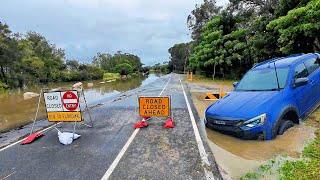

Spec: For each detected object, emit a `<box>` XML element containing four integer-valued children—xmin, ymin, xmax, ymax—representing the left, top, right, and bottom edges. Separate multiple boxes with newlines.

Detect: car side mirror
<box><xmin>294</xmin><ymin>78</ymin><xmax>309</xmax><ymax>88</ymax></box>
<box><xmin>233</xmin><ymin>82</ymin><xmax>239</xmax><ymax>88</ymax></box>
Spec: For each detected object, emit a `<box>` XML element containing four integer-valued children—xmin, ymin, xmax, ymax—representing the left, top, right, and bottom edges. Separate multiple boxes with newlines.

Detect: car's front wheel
<box><xmin>278</xmin><ymin>119</ymin><xmax>294</xmax><ymax>135</ymax></box>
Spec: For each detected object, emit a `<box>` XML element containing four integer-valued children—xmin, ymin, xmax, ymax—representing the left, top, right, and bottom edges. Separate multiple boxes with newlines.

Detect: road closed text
<box><xmin>139</xmin><ymin>97</ymin><xmax>170</xmax><ymax>117</ymax></box>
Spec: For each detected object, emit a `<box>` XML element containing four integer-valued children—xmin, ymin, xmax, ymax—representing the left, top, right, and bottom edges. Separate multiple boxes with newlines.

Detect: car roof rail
<box><xmin>253</xmin><ymin>53</ymin><xmax>305</xmax><ymax>68</ymax></box>
<box><xmin>285</xmin><ymin>53</ymin><xmax>305</xmax><ymax>58</ymax></box>
<box><xmin>253</xmin><ymin>57</ymin><xmax>283</xmax><ymax>68</ymax></box>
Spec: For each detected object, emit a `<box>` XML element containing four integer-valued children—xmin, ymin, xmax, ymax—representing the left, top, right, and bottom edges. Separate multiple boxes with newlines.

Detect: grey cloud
<box><xmin>0</xmin><ymin>0</ymin><xmax>228</xmax><ymax>65</ymax></box>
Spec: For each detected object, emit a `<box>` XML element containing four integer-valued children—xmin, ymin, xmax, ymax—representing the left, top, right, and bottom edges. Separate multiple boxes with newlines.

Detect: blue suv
<box><xmin>205</xmin><ymin>53</ymin><xmax>320</xmax><ymax>140</ymax></box>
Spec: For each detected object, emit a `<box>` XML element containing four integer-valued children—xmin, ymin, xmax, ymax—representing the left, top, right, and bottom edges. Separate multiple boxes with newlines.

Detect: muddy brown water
<box><xmin>0</xmin><ymin>74</ymin><xmax>160</xmax><ymax>133</ymax></box>
<box><xmin>190</xmin><ymin>89</ymin><xmax>316</xmax><ymax>179</ymax></box>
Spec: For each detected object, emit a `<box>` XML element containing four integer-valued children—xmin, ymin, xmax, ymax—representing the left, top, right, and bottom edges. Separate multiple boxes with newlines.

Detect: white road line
<box><xmin>0</xmin><ymin>122</ymin><xmax>61</xmax><ymax>152</ymax></box>
<box><xmin>101</xmin><ymin>75</ymin><xmax>171</xmax><ymax>180</ymax></box>
<box><xmin>179</xmin><ymin>78</ymin><xmax>216</xmax><ymax>180</ymax></box>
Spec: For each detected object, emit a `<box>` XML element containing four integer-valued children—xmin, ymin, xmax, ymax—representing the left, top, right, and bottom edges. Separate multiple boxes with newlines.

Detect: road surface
<box><xmin>0</xmin><ymin>74</ymin><xmax>221</xmax><ymax>180</ymax></box>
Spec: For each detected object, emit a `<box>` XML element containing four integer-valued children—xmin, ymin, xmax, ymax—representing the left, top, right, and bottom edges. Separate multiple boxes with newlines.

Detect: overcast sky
<box><xmin>0</xmin><ymin>0</ymin><xmax>228</xmax><ymax>65</ymax></box>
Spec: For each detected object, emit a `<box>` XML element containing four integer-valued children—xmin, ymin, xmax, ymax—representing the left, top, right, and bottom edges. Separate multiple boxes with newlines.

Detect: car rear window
<box><xmin>295</xmin><ymin>63</ymin><xmax>308</xmax><ymax>79</ymax></box>
<box><xmin>304</xmin><ymin>57</ymin><xmax>320</xmax><ymax>75</ymax></box>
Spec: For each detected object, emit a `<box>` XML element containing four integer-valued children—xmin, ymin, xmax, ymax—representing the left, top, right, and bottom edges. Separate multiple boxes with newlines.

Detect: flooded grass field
<box><xmin>187</xmin><ymin>75</ymin><xmax>317</xmax><ymax>179</ymax></box>
<box><xmin>0</xmin><ymin>74</ymin><xmax>160</xmax><ymax>133</ymax></box>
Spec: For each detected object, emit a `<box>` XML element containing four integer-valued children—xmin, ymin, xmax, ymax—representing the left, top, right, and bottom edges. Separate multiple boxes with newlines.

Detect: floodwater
<box><xmin>190</xmin><ymin>89</ymin><xmax>316</xmax><ymax>179</ymax></box>
<box><xmin>0</xmin><ymin>74</ymin><xmax>160</xmax><ymax>133</ymax></box>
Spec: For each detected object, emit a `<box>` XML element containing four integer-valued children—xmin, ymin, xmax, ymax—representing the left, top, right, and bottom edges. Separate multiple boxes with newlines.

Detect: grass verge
<box><xmin>279</xmin><ymin>108</ymin><xmax>320</xmax><ymax>180</ymax></box>
<box><xmin>241</xmin><ymin>108</ymin><xmax>320</xmax><ymax>180</ymax></box>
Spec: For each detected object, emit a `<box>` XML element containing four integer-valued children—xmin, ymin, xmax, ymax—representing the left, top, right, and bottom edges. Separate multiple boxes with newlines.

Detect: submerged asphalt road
<box><xmin>0</xmin><ymin>74</ymin><xmax>221</xmax><ymax>180</ymax></box>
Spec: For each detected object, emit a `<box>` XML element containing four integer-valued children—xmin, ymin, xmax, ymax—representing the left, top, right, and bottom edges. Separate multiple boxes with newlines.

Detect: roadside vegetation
<box><xmin>167</xmin><ymin>0</ymin><xmax>319</xmax><ymax>80</ymax></box>
<box><xmin>0</xmin><ymin>23</ymin><xmax>144</xmax><ymax>89</ymax></box>
<box><xmin>150</xmin><ymin>62</ymin><xmax>170</xmax><ymax>74</ymax></box>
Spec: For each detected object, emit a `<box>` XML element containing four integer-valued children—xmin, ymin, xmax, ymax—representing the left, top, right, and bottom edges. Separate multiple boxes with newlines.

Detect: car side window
<box><xmin>294</xmin><ymin>63</ymin><xmax>308</xmax><ymax>79</ymax></box>
<box><xmin>304</xmin><ymin>57</ymin><xmax>320</xmax><ymax>75</ymax></box>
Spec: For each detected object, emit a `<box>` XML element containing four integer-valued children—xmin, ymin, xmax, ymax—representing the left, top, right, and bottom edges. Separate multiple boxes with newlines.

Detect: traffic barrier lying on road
<box><xmin>21</xmin><ymin>132</ymin><xmax>44</xmax><ymax>145</ymax></box>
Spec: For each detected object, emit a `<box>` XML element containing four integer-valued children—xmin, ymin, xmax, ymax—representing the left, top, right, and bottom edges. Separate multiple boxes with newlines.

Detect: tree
<box><xmin>267</xmin><ymin>0</ymin><xmax>320</xmax><ymax>54</ymax></box>
<box><xmin>92</xmin><ymin>52</ymin><xmax>142</xmax><ymax>74</ymax></box>
<box><xmin>66</xmin><ymin>60</ymin><xmax>80</xmax><ymax>71</ymax></box>
<box><xmin>115</xmin><ymin>63</ymin><xmax>133</xmax><ymax>76</ymax></box>
<box><xmin>187</xmin><ymin>0</ymin><xmax>221</xmax><ymax>42</ymax></box>
<box><xmin>168</xmin><ymin>43</ymin><xmax>191</xmax><ymax>73</ymax></box>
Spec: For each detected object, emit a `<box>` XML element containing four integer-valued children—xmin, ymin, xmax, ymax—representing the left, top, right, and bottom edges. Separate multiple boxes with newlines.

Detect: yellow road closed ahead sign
<box><xmin>139</xmin><ymin>96</ymin><xmax>170</xmax><ymax>117</ymax></box>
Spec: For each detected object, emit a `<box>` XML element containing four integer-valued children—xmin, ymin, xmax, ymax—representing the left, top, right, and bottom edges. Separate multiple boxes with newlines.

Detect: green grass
<box><xmin>241</xmin><ymin>159</ymin><xmax>276</xmax><ymax>180</ymax></box>
<box><xmin>103</xmin><ymin>73</ymin><xmax>120</xmax><ymax>81</ymax></box>
<box><xmin>279</xmin><ymin>128</ymin><xmax>320</xmax><ymax>180</ymax></box>
<box><xmin>241</xmin><ymin>108</ymin><xmax>320</xmax><ymax>180</ymax></box>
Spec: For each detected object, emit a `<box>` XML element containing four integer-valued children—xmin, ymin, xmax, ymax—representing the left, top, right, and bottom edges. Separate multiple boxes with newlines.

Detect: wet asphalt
<box><xmin>0</xmin><ymin>74</ymin><xmax>221</xmax><ymax>180</ymax></box>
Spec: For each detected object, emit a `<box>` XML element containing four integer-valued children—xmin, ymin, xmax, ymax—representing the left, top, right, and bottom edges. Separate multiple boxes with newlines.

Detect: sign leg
<box><xmin>29</xmin><ymin>89</ymin><xmax>43</xmax><ymax>135</ymax></box>
<box><xmin>72</xmin><ymin>121</ymin><xmax>77</xmax><ymax>139</ymax></box>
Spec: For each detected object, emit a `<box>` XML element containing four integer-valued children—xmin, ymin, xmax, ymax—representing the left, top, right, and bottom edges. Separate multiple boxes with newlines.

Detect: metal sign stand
<box><xmin>78</xmin><ymin>87</ymin><xmax>94</xmax><ymax>128</ymax></box>
<box><xmin>28</xmin><ymin>89</ymin><xmax>43</xmax><ymax>136</ymax></box>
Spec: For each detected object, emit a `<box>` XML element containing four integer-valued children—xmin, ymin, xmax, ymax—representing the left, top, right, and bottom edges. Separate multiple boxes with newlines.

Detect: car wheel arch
<box><xmin>279</xmin><ymin>107</ymin><xmax>300</xmax><ymax>124</ymax></box>
<box><xmin>271</xmin><ymin>106</ymin><xmax>299</xmax><ymax>139</ymax></box>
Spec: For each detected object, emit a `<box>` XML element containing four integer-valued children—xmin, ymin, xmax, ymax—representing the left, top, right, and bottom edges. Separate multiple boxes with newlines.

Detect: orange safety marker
<box><xmin>187</xmin><ymin>72</ymin><xmax>193</xmax><ymax>81</ymax></box>
<box><xmin>163</xmin><ymin>117</ymin><xmax>174</xmax><ymax>128</ymax></box>
<box><xmin>204</xmin><ymin>88</ymin><xmax>228</xmax><ymax>101</ymax></box>
<box><xmin>134</xmin><ymin>116</ymin><xmax>150</xmax><ymax>129</ymax></box>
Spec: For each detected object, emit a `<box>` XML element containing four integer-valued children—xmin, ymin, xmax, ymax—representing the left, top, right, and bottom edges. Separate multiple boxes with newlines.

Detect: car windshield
<box><xmin>236</xmin><ymin>66</ymin><xmax>289</xmax><ymax>91</ymax></box>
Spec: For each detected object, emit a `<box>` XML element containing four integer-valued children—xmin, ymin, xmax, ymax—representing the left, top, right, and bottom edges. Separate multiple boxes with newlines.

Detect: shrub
<box><xmin>114</xmin><ymin>63</ymin><xmax>133</xmax><ymax>75</ymax></box>
<box><xmin>0</xmin><ymin>81</ymin><xmax>9</xmax><ymax>90</ymax></box>
<box><xmin>103</xmin><ymin>73</ymin><xmax>120</xmax><ymax>81</ymax></box>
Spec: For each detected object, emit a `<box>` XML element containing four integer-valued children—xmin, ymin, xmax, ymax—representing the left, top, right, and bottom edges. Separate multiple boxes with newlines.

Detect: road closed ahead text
<box><xmin>139</xmin><ymin>97</ymin><xmax>170</xmax><ymax>117</ymax></box>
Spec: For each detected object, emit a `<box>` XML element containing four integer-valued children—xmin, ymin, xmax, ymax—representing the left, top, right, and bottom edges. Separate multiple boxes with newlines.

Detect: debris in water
<box><xmin>87</xmin><ymin>83</ymin><xmax>94</xmax><ymax>88</ymax></box>
<box><xmin>72</xmin><ymin>82</ymin><xmax>83</xmax><ymax>88</ymax></box>
<box><xmin>23</xmin><ymin>92</ymin><xmax>40</xmax><ymax>100</ymax></box>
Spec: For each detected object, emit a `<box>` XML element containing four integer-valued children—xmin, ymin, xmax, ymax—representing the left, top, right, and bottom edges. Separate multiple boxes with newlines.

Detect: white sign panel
<box><xmin>44</xmin><ymin>92</ymin><xmax>63</xmax><ymax>112</ymax></box>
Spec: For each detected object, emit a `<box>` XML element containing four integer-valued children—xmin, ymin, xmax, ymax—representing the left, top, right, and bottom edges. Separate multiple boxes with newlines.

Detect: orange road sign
<box><xmin>139</xmin><ymin>96</ymin><xmax>170</xmax><ymax>117</ymax></box>
<box><xmin>47</xmin><ymin>112</ymin><xmax>82</xmax><ymax>122</ymax></box>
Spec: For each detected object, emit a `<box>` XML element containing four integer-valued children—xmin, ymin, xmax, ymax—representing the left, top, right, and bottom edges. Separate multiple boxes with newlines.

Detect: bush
<box><xmin>114</xmin><ymin>63</ymin><xmax>133</xmax><ymax>75</ymax></box>
<box><xmin>103</xmin><ymin>73</ymin><xmax>120</xmax><ymax>81</ymax></box>
<box><xmin>0</xmin><ymin>81</ymin><xmax>9</xmax><ymax>90</ymax></box>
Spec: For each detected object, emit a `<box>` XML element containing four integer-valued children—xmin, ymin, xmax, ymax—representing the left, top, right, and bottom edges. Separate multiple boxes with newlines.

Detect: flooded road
<box><xmin>0</xmin><ymin>74</ymin><xmax>160</xmax><ymax>133</ymax></box>
<box><xmin>188</xmin><ymin>84</ymin><xmax>316</xmax><ymax>179</ymax></box>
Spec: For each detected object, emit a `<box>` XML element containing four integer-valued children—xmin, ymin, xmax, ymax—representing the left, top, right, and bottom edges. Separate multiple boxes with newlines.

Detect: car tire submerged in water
<box><xmin>278</xmin><ymin>119</ymin><xmax>294</xmax><ymax>135</ymax></box>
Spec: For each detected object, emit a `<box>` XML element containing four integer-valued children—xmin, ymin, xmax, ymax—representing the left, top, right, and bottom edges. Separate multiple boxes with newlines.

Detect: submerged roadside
<box><xmin>185</xmin><ymin>74</ymin><xmax>318</xmax><ymax>179</ymax></box>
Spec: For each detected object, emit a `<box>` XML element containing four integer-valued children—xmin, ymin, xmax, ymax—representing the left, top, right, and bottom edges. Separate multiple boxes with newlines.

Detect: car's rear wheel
<box><xmin>278</xmin><ymin>119</ymin><xmax>294</xmax><ymax>135</ymax></box>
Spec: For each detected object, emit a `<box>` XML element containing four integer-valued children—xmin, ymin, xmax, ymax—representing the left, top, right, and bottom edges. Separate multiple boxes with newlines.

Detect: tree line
<box><xmin>168</xmin><ymin>0</ymin><xmax>320</xmax><ymax>79</ymax></box>
<box><xmin>0</xmin><ymin>22</ymin><xmax>143</xmax><ymax>89</ymax></box>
